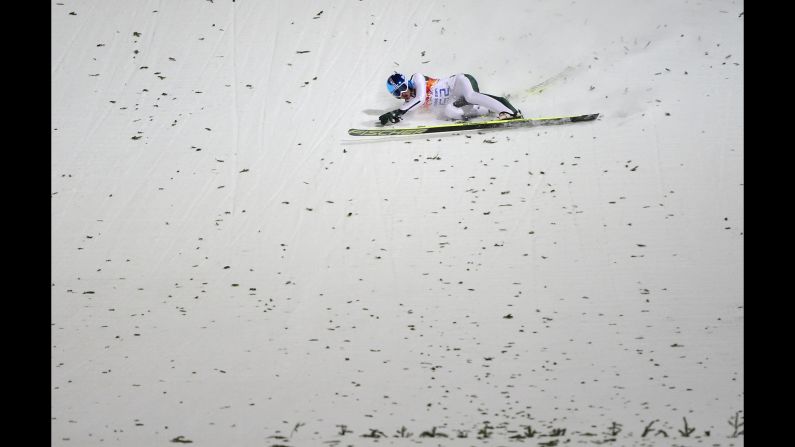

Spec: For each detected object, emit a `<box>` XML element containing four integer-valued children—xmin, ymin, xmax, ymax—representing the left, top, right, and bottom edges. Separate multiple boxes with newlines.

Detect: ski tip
<box><xmin>571</xmin><ymin>113</ymin><xmax>599</xmax><ymax>122</ymax></box>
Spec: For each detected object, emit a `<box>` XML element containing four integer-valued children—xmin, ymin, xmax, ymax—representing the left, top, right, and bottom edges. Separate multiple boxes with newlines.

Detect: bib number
<box><xmin>433</xmin><ymin>87</ymin><xmax>450</xmax><ymax>105</ymax></box>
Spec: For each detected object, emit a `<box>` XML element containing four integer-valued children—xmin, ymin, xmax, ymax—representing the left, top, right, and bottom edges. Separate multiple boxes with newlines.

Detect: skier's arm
<box><xmin>398</xmin><ymin>74</ymin><xmax>426</xmax><ymax>114</ymax></box>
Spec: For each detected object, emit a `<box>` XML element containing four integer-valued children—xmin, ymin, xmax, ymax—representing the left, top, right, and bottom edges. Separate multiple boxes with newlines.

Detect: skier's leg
<box><xmin>443</xmin><ymin>102</ymin><xmax>465</xmax><ymax>120</ymax></box>
<box><xmin>464</xmin><ymin>74</ymin><xmax>480</xmax><ymax>92</ymax></box>
<box><xmin>483</xmin><ymin>93</ymin><xmax>520</xmax><ymax>117</ymax></box>
<box><xmin>461</xmin><ymin>104</ymin><xmax>490</xmax><ymax>118</ymax></box>
<box><xmin>452</xmin><ymin>73</ymin><xmax>520</xmax><ymax>116</ymax></box>
<box><xmin>443</xmin><ymin>102</ymin><xmax>489</xmax><ymax>120</ymax></box>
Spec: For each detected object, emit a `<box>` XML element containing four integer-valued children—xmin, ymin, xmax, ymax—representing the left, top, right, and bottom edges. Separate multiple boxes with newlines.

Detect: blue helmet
<box><xmin>387</xmin><ymin>73</ymin><xmax>410</xmax><ymax>98</ymax></box>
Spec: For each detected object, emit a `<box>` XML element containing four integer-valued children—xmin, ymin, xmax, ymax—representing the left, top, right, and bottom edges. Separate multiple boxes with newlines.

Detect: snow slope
<box><xmin>52</xmin><ymin>0</ymin><xmax>743</xmax><ymax>445</ymax></box>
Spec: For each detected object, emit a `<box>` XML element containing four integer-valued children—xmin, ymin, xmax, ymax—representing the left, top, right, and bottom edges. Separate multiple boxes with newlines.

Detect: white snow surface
<box><xmin>52</xmin><ymin>1</ymin><xmax>744</xmax><ymax>445</ymax></box>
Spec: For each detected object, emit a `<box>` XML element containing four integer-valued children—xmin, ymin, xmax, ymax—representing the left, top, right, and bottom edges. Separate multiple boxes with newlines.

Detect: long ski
<box><xmin>348</xmin><ymin>113</ymin><xmax>599</xmax><ymax>137</ymax></box>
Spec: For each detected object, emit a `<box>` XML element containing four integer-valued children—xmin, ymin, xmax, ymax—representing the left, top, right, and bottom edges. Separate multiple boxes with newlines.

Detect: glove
<box><xmin>379</xmin><ymin>111</ymin><xmax>400</xmax><ymax>125</ymax></box>
<box><xmin>378</xmin><ymin>109</ymin><xmax>404</xmax><ymax>125</ymax></box>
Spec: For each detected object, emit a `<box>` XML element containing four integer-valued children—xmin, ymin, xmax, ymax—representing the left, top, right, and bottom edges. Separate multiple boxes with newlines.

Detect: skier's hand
<box><xmin>379</xmin><ymin>110</ymin><xmax>403</xmax><ymax>125</ymax></box>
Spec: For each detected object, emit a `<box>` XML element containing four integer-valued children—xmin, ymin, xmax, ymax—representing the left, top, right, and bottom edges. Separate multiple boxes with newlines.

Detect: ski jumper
<box><xmin>398</xmin><ymin>73</ymin><xmax>518</xmax><ymax>120</ymax></box>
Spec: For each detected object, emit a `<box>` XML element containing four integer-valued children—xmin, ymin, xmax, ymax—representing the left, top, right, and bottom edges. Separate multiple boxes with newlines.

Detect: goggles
<box><xmin>391</xmin><ymin>82</ymin><xmax>409</xmax><ymax>98</ymax></box>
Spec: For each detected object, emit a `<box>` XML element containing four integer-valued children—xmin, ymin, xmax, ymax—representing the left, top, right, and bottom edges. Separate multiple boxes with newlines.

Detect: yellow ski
<box><xmin>348</xmin><ymin>113</ymin><xmax>599</xmax><ymax>136</ymax></box>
